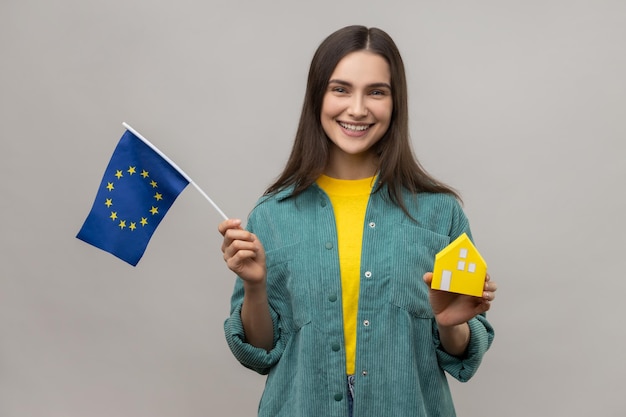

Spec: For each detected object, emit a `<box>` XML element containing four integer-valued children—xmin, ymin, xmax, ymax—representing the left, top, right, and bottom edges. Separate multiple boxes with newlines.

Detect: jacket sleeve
<box><xmin>223</xmin><ymin>285</ymin><xmax>286</xmax><ymax>375</ymax></box>
<box><xmin>432</xmin><ymin>314</ymin><xmax>495</xmax><ymax>382</ymax></box>
<box><xmin>433</xmin><ymin>197</ymin><xmax>495</xmax><ymax>382</ymax></box>
<box><xmin>222</xmin><ymin>210</ymin><xmax>287</xmax><ymax>375</ymax></box>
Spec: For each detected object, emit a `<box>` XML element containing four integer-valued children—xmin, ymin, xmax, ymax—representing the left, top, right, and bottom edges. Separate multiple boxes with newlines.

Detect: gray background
<box><xmin>2</xmin><ymin>0</ymin><xmax>625</xmax><ymax>416</ymax></box>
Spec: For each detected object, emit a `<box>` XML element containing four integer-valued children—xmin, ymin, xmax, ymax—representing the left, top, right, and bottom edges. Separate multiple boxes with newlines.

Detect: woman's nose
<box><xmin>347</xmin><ymin>95</ymin><xmax>368</xmax><ymax>118</ymax></box>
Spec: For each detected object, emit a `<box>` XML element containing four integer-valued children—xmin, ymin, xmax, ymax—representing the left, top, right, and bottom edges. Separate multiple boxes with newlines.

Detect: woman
<box><xmin>219</xmin><ymin>25</ymin><xmax>496</xmax><ymax>417</ymax></box>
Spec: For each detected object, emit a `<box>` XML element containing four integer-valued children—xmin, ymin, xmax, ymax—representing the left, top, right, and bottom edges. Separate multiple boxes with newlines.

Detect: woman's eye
<box><xmin>370</xmin><ymin>90</ymin><xmax>385</xmax><ymax>96</ymax></box>
<box><xmin>332</xmin><ymin>87</ymin><xmax>346</xmax><ymax>93</ymax></box>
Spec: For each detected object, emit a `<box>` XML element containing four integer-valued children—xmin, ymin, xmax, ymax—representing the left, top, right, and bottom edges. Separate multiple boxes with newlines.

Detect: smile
<box><xmin>338</xmin><ymin>122</ymin><xmax>372</xmax><ymax>132</ymax></box>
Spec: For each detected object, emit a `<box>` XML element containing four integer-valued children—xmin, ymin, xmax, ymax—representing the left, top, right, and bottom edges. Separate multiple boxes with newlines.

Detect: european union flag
<box><xmin>77</xmin><ymin>130</ymin><xmax>189</xmax><ymax>266</ymax></box>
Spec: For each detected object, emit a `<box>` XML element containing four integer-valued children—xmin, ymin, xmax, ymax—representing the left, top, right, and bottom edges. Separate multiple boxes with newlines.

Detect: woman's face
<box><xmin>321</xmin><ymin>50</ymin><xmax>393</xmax><ymax>177</ymax></box>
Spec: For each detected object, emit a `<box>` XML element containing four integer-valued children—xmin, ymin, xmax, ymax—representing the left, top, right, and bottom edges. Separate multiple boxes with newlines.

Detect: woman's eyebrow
<box><xmin>328</xmin><ymin>79</ymin><xmax>392</xmax><ymax>90</ymax></box>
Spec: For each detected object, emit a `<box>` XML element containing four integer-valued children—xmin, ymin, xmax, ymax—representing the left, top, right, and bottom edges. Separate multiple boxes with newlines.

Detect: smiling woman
<box><xmin>218</xmin><ymin>25</ymin><xmax>496</xmax><ymax>417</ymax></box>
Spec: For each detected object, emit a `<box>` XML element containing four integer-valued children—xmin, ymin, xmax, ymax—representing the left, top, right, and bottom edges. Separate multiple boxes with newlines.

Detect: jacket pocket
<box><xmin>265</xmin><ymin>242</ymin><xmax>312</xmax><ymax>331</ymax></box>
<box><xmin>389</xmin><ymin>225</ymin><xmax>450</xmax><ymax>318</ymax></box>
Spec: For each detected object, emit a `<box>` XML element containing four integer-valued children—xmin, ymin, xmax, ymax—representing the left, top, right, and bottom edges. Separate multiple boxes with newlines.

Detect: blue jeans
<box><xmin>347</xmin><ymin>375</ymin><xmax>355</xmax><ymax>417</ymax></box>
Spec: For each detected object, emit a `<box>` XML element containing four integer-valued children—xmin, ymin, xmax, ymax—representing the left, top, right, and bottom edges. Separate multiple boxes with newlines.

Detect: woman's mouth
<box><xmin>338</xmin><ymin>121</ymin><xmax>372</xmax><ymax>133</ymax></box>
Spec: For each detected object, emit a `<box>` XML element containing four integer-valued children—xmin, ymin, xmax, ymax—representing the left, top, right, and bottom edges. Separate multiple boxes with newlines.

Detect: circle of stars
<box><xmin>103</xmin><ymin>166</ymin><xmax>164</xmax><ymax>231</ymax></box>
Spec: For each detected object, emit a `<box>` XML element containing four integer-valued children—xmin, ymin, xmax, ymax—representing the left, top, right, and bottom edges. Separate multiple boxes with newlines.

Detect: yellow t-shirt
<box><xmin>316</xmin><ymin>174</ymin><xmax>375</xmax><ymax>375</ymax></box>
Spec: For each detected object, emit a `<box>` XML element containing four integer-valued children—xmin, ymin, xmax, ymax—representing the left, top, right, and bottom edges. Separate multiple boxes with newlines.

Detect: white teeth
<box><xmin>339</xmin><ymin>122</ymin><xmax>370</xmax><ymax>131</ymax></box>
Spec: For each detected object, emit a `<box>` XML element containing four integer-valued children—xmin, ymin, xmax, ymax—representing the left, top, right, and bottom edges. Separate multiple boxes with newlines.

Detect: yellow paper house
<box><xmin>431</xmin><ymin>233</ymin><xmax>487</xmax><ymax>297</ymax></box>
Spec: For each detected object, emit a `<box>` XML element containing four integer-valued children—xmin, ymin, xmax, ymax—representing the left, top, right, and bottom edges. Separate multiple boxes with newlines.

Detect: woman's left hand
<box><xmin>422</xmin><ymin>272</ymin><xmax>497</xmax><ymax>327</ymax></box>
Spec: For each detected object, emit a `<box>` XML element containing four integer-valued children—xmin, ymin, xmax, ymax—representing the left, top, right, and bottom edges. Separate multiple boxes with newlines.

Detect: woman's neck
<box><xmin>325</xmin><ymin>151</ymin><xmax>379</xmax><ymax>180</ymax></box>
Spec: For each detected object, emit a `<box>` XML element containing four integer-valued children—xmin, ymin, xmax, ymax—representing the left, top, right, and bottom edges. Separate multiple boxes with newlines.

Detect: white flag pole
<box><xmin>122</xmin><ymin>122</ymin><xmax>229</xmax><ymax>221</ymax></box>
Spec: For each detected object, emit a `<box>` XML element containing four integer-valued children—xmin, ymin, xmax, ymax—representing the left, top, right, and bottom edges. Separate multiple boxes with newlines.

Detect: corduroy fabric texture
<box><xmin>224</xmin><ymin>182</ymin><xmax>494</xmax><ymax>417</ymax></box>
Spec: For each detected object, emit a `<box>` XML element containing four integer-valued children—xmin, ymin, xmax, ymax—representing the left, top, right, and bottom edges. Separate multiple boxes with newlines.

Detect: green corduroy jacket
<box><xmin>224</xmin><ymin>182</ymin><xmax>494</xmax><ymax>417</ymax></box>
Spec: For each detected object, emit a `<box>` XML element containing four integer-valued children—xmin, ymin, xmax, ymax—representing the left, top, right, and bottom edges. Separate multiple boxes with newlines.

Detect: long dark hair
<box><xmin>265</xmin><ymin>25</ymin><xmax>460</xmax><ymax>213</ymax></box>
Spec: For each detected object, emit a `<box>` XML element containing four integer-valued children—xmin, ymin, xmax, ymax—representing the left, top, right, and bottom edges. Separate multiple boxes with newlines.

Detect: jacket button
<box><xmin>331</xmin><ymin>343</ymin><xmax>341</xmax><ymax>352</ymax></box>
<box><xmin>334</xmin><ymin>393</ymin><xmax>343</xmax><ymax>401</ymax></box>
<box><xmin>363</xmin><ymin>320</ymin><xmax>370</xmax><ymax>327</ymax></box>
<box><xmin>325</xmin><ymin>242</ymin><xmax>333</xmax><ymax>250</ymax></box>
<box><xmin>364</xmin><ymin>271</ymin><xmax>372</xmax><ymax>279</ymax></box>
<box><xmin>369</xmin><ymin>221</ymin><xmax>376</xmax><ymax>228</ymax></box>
<box><xmin>328</xmin><ymin>294</ymin><xmax>337</xmax><ymax>302</ymax></box>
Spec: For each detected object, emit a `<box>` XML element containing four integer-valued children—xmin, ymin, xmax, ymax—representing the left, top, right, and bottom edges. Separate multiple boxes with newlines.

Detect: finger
<box><xmin>484</xmin><ymin>280</ymin><xmax>498</xmax><ymax>292</ymax></box>
<box><xmin>482</xmin><ymin>289</ymin><xmax>496</xmax><ymax>303</ymax></box>
<box><xmin>231</xmin><ymin>237</ymin><xmax>259</xmax><ymax>253</ymax></box>
<box><xmin>218</xmin><ymin>218</ymin><xmax>242</xmax><ymax>236</ymax></box>
<box><xmin>422</xmin><ymin>272</ymin><xmax>433</xmax><ymax>285</ymax></box>
<box><xmin>223</xmin><ymin>238</ymin><xmax>258</xmax><ymax>261</ymax></box>
<box><xmin>227</xmin><ymin>248</ymin><xmax>258</xmax><ymax>266</ymax></box>
<box><xmin>224</xmin><ymin>228</ymin><xmax>256</xmax><ymax>242</ymax></box>
<box><xmin>221</xmin><ymin>228</ymin><xmax>255</xmax><ymax>253</ymax></box>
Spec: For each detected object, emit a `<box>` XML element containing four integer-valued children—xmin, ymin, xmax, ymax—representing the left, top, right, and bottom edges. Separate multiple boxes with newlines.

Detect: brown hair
<box><xmin>265</xmin><ymin>25</ymin><xmax>460</xmax><ymax>213</ymax></box>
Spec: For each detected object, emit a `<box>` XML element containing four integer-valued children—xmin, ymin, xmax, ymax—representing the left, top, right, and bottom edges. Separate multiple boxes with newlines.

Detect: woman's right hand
<box><xmin>218</xmin><ymin>218</ymin><xmax>267</xmax><ymax>285</ymax></box>
<box><xmin>219</xmin><ymin>219</ymin><xmax>273</xmax><ymax>351</ymax></box>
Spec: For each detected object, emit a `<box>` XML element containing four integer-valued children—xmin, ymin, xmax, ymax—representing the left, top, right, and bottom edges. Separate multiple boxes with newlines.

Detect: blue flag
<box><xmin>77</xmin><ymin>130</ymin><xmax>189</xmax><ymax>265</ymax></box>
